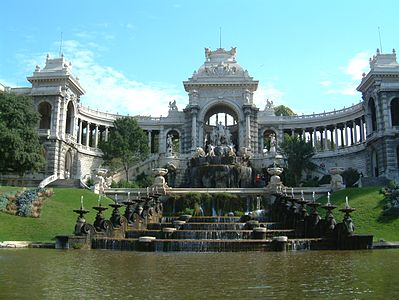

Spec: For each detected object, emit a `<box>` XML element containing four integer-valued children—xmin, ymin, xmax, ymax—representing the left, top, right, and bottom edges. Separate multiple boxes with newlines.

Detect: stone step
<box><xmin>126</xmin><ymin>229</ymin><xmax>296</xmax><ymax>240</ymax></box>
<box><xmin>48</xmin><ymin>179</ymin><xmax>80</xmax><ymax>188</ymax></box>
<box><xmin>92</xmin><ymin>237</ymin><xmax>319</xmax><ymax>252</ymax></box>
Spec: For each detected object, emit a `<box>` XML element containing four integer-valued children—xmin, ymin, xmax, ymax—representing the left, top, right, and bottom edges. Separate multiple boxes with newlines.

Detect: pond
<box><xmin>0</xmin><ymin>248</ymin><xmax>398</xmax><ymax>299</ymax></box>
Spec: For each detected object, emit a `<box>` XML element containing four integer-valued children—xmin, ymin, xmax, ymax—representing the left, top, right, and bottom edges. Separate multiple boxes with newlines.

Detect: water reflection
<box><xmin>0</xmin><ymin>249</ymin><xmax>398</xmax><ymax>299</ymax></box>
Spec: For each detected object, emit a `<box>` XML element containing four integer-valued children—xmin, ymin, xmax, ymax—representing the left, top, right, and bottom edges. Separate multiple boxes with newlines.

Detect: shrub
<box><xmin>342</xmin><ymin>168</ymin><xmax>360</xmax><ymax>188</ymax></box>
<box><xmin>135</xmin><ymin>172</ymin><xmax>154</xmax><ymax>187</ymax></box>
<box><xmin>319</xmin><ymin>175</ymin><xmax>331</xmax><ymax>185</ymax></box>
<box><xmin>383</xmin><ymin>184</ymin><xmax>399</xmax><ymax>217</ymax></box>
<box><xmin>301</xmin><ymin>176</ymin><xmax>320</xmax><ymax>187</ymax></box>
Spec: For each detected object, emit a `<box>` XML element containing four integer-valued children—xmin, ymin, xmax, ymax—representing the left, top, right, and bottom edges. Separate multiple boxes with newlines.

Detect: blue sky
<box><xmin>1</xmin><ymin>0</ymin><xmax>398</xmax><ymax>116</ymax></box>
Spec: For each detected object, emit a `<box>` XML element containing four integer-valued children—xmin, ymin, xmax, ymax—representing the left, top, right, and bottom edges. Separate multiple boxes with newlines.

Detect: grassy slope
<box><xmin>0</xmin><ymin>186</ymin><xmax>398</xmax><ymax>242</ymax></box>
<box><xmin>0</xmin><ymin>188</ymin><xmax>114</xmax><ymax>242</ymax></box>
<box><xmin>317</xmin><ymin>187</ymin><xmax>399</xmax><ymax>242</ymax></box>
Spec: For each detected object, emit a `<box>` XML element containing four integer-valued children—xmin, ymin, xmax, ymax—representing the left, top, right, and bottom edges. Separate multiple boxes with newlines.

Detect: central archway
<box><xmin>201</xmin><ymin>102</ymin><xmax>241</xmax><ymax>153</ymax></box>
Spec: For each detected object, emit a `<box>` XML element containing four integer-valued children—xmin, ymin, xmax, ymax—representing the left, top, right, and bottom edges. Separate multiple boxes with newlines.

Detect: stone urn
<box><xmin>152</xmin><ymin>168</ymin><xmax>168</xmax><ymax>189</ymax></box>
<box><xmin>329</xmin><ymin>167</ymin><xmax>345</xmax><ymax>191</ymax></box>
<box><xmin>267</xmin><ymin>165</ymin><xmax>284</xmax><ymax>190</ymax></box>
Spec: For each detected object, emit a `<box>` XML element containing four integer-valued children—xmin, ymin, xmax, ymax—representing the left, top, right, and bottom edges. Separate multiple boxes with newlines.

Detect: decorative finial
<box><xmin>393</xmin><ymin>48</ymin><xmax>396</xmax><ymax>54</ymax></box>
<box><xmin>35</xmin><ymin>65</ymin><xmax>41</xmax><ymax>72</ymax></box>
<box><xmin>46</xmin><ymin>53</ymin><xmax>50</xmax><ymax>60</ymax></box>
<box><xmin>376</xmin><ymin>48</ymin><xmax>380</xmax><ymax>55</ymax></box>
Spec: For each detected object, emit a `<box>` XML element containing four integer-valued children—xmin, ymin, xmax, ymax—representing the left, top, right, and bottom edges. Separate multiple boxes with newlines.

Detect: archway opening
<box><xmin>262</xmin><ymin>129</ymin><xmax>277</xmax><ymax>154</ymax></box>
<box><xmin>391</xmin><ymin>98</ymin><xmax>399</xmax><ymax>126</ymax></box>
<box><xmin>38</xmin><ymin>102</ymin><xmax>52</xmax><ymax>129</ymax></box>
<box><xmin>65</xmin><ymin>102</ymin><xmax>75</xmax><ymax>134</ymax></box>
<box><xmin>166</xmin><ymin>130</ymin><xmax>180</xmax><ymax>154</ymax></box>
<box><xmin>203</xmin><ymin>104</ymin><xmax>239</xmax><ymax>152</ymax></box>
<box><xmin>64</xmin><ymin>150</ymin><xmax>72</xmax><ymax>179</ymax></box>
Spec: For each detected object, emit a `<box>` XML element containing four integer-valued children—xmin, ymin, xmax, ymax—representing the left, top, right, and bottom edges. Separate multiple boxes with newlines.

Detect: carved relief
<box><xmin>204</xmin><ymin>63</ymin><xmax>237</xmax><ymax>76</ymax></box>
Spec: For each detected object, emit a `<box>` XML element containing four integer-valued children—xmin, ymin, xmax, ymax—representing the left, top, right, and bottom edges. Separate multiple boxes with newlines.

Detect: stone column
<box><xmin>105</xmin><ymin>126</ymin><xmax>109</xmax><ymax>142</ymax></box>
<box><xmin>148</xmin><ymin>130</ymin><xmax>152</xmax><ymax>153</ymax></box>
<box><xmin>323</xmin><ymin>127</ymin><xmax>328</xmax><ymax>150</ymax></box>
<box><xmin>85</xmin><ymin>122</ymin><xmax>90</xmax><ymax>147</ymax></box>
<box><xmin>360</xmin><ymin>118</ymin><xmax>365</xmax><ymax>142</ymax></box>
<box><xmin>344</xmin><ymin>123</ymin><xmax>348</xmax><ymax>147</ymax></box>
<box><xmin>94</xmin><ymin>124</ymin><xmax>99</xmax><ymax>148</ymax></box>
<box><xmin>191</xmin><ymin>112</ymin><xmax>197</xmax><ymax>149</ymax></box>
<box><xmin>334</xmin><ymin>125</ymin><xmax>338</xmax><ymax>149</ymax></box>
<box><xmin>340</xmin><ymin>126</ymin><xmax>344</xmax><ymax>148</ymax></box>
<box><xmin>291</xmin><ymin>129</ymin><xmax>295</xmax><ymax>136</ymax></box>
<box><xmin>313</xmin><ymin>128</ymin><xmax>317</xmax><ymax>148</ymax></box>
<box><xmin>246</xmin><ymin>112</ymin><xmax>251</xmax><ymax>148</ymax></box>
<box><xmin>353</xmin><ymin>120</ymin><xmax>358</xmax><ymax>144</ymax></box>
<box><xmin>78</xmin><ymin>119</ymin><xmax>83</xmax><ymax>144</ymax></box>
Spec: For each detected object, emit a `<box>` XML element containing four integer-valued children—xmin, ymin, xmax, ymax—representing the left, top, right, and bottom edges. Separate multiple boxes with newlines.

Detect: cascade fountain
<box><xmin>55</xmin><ymin>126</ymin><xmax>373</xmax><ymax>252</ymax></box>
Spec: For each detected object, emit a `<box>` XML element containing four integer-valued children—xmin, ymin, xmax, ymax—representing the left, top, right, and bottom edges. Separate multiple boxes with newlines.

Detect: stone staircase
<box><xmin>48</xmin><ymin>179</ymin><xmax>81</xmax><ymax>188</ymax></box>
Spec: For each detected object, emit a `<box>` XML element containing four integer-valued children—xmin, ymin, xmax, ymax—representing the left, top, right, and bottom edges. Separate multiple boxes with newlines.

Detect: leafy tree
<box><xmin>0</xmin><ymin>91</ymin><xmax>45</xmax><ymax>175</ymax></box>
<box><xmin>274</xmin><ymin>105</ymin><xmax>296</xmax><ymax>116</ymax></box>
<box><xmin>280</xmin><ymin>134</ymin><xmax>316</xmax><ymax>186</ymax></box>
<box><xmin>99</xmin><ymin>117</ymin><xmax>149</xmax><ymax>181</ymax></box>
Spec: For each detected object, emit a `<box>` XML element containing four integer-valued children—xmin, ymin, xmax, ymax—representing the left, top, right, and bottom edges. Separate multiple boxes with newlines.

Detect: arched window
<box><xmin>166</xmin><ymin>130</ymin><xmax>180</xmax><ymax>154</ymax></box>
<box><xmin>263</xmin><ymin>129</ymin><xmax>277</xmax><ymax>153</ymax></box>
<box><xmin>64</xmin><ymin>149</ymin><xmax>73</xmax><ymax>179</ymax></box>
<box><xmin>38</xmin><ymin>102</ymin><xmax>52</xmax><ymax>129</ymax></box>
<box><xmin>391</xmin><ymin>98</ymin><xmax>399</xmax><ymax>126</ymax></box>
<box><xmin>368</xmin><ymin>98</ymin><xmax>377</xmax><ymax>132</ymax></box>
<box><xmin>65</xmin><ymin>102</ymin><xmax>74</xmax><ymax>134</ymax></box>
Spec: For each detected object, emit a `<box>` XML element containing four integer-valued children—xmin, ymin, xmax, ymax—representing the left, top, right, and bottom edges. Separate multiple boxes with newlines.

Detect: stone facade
<box><xmin>4</xmin><ymin>47</ymin><xmax>399</xmax><ymax>184</ymax></box>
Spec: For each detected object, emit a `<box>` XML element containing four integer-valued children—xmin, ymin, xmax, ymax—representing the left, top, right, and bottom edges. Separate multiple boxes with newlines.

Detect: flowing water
<box><xmin>1</xmin><ymin>248</ymin><xmax>398</xmax><ymax>299</ymax></box>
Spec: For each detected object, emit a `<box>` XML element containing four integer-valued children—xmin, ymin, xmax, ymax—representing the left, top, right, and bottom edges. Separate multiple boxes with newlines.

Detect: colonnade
<box><xmin>261</xmin><ymin>116</ymin><xmax>367</xmax><ymax>153</ymax></box>
<box><xmin>284</xmin><ymin>116</ymin><xmax>366</xmax><ymax>151</ymax></box>
<box><xmin>76</xmin><ymin>118</ymin><xmax>109</xmax><ymax>148</ymax></box>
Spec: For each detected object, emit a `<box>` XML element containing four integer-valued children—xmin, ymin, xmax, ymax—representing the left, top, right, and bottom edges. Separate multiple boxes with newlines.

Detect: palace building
<box><xmin>2</xmin><ymin>47</ymin><xmax>399</xmax><ymax>186</ymax></box>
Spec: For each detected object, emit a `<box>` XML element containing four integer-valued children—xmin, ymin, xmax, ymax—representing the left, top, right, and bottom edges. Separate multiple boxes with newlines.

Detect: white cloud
<box><xmin>36</xmin><ymin>40</ymin><xmax>187</xmax><ymax>116</ymax></box>
<box><xmin>320</xmin><ymin>51</ymin><xmax>371</xmax><ymax>97</ymax></box>
<box><xmin>253</xmin><ymin>84</ymin><xmax>285</xmax><ymax>108</ymax></box>
<box><xmin>342</xmin><ymin>51</ymin><xmax>370</xmax><ymax>80</ymax></box>
<box><xmin>326</xmin><ymin>84</ymin><xmax>358</xmax><ymax>96</ymax></box>
<box><xmin>319</xmin><ymin>80</ymin><xmax>332</xmax><ymax>87</ymax></box>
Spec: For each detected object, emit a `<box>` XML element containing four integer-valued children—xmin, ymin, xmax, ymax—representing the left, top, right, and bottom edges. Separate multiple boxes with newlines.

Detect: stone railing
<box><xmin>278</xmin><ymin>102</ymin><xmax>364</xmax><ymax>121</ymax></box>
<box><xmin>38</xmin><ymin>174</ymin><xmax>58</xmax><ymax>188</ymax></box>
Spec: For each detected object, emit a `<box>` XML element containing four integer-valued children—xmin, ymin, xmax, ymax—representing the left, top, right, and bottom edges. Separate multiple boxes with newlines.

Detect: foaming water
<box><xmin>0</xmin><ymin>249</ymin><xmax>398</xmax><ymax>299</ymax></box>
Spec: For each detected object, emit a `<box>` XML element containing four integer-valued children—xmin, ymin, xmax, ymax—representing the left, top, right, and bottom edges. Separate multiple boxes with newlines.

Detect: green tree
<box><xmin>274</xmin><ymin>105</ymin><xmax>296</xmax><ymax>116</ymax></box>
<box><xmin>99</xmin><ymin>117</ymin><xmax>149</xmax><ymax>181</ymax></box>
<box><xmin>0</xmin><ymin>91</ymin><xmax>45</xmax><ymax>175</ymax></box>
<box><xmin>280</xmin><ymin>134</ymin><xmax>316</xmax><ymax>186</ymax></box>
